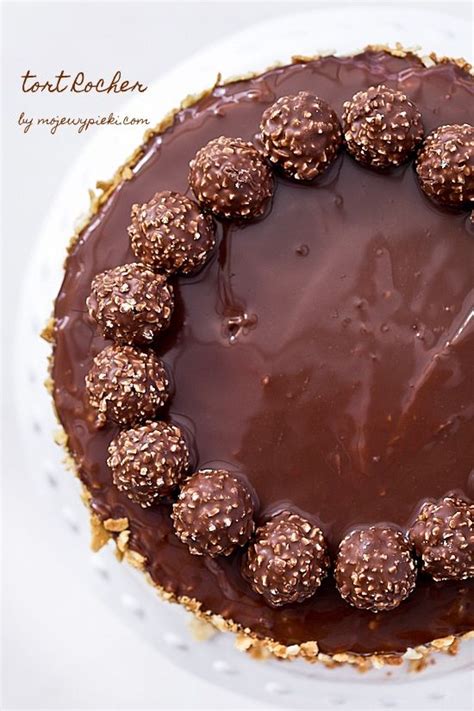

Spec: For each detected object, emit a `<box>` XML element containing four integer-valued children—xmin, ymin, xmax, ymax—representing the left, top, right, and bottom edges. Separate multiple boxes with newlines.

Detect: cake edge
<box><xmin>42</xmin><ymin>44</ymin><xmax>474</xmax><ymax>671</ymax></box>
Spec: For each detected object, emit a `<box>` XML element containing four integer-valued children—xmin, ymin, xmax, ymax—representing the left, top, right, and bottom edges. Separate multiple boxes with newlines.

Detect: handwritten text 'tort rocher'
<box><xmin>21</xmin><ymin>70</ymin><xmax>148</xmax><ymax>94</ymax></box>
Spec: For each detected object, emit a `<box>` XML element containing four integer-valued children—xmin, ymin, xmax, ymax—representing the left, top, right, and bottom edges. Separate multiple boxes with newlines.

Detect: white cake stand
<box><xmin>13</xmin><ymin>6</ymin><xmax>473</xmax><ymax>708</ymax></box>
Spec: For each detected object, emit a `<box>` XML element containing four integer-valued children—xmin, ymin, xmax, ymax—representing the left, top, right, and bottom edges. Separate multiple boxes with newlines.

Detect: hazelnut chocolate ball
<box><xmin>335</xmin><ymin>526</ymin><xmax>417</xmax><ymax>613</ymax></box>
<box><xmin>107</xmin><ymin>420</ymin><xmax>190</xmax><ymax>507</ymax></box>
<box><xmin>188</xmin><ymin>136</ymin><xmax>273</xmax><ymax>219</ymax></box>
<box><xmin>128</xmin><ymin>191</ymin><xmax>216</xmax><ymax>274</ymax></box>
<box><xmin>172</xmin><ymin>468</ymin><xmax>255</xmax><ymax>557</ymax></box>
<box><xmin>416</xmin><ymin>124</ymin><xmax>474</xmax><ymax>206</ymax></box>
<box><xmin>260</xmin><ymin>92</ymin><xmax>342</xmax><ymax>181</ymax></box>
<box><xmin>242</xmin><ymin>511</ymin><xmax>329</xmax><ymax>607</ymax></box>
<box><xmin>342</xmin><ymin>84</ymin><xmax>424</xmax><ymax>168</ymax></box>
<box><xmin>86</xmin><ymin>263</ymin><xmax>174</xmax><ymax>345</ymax></box>
<box><xmin>409</xmin><ymin>495</ymin><xmax>473</xmax><ymax>581</ymax></box>
<box><xmin>85</xmin><ymin>344</ymin><xmax>170</xmax><ymax>427</ymax></box>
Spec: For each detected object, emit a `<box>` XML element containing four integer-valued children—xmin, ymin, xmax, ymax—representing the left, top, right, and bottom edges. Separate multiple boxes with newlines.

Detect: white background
<box><xmin>1</xmin><ymin>1</ymin><xmax>472</xmax><ymax>709</ymax></box>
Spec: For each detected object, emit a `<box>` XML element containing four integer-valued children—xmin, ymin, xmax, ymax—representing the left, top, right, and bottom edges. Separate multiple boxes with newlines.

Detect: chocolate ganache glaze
<box><xmin>52</xmin><ymin>51</ymin><xmax>474</xmax><ymax>655</ymax></box>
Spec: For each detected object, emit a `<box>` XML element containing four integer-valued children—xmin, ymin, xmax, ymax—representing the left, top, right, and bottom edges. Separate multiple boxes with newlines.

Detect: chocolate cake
<box><xmin>44</xmin><ymin>47</ymin><xmax>474</xmax><ymax>669</ymax></box>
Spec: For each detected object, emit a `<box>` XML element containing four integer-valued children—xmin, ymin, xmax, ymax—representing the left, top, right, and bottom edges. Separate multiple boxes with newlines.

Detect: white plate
<box><xmin>13</xmin><ymin>6</ymin><xmax>473</xmax><ymax>708</ymax></box>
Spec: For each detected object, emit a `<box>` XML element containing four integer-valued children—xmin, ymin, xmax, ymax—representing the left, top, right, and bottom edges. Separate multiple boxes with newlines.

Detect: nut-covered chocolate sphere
<box><xmin>86</xmin><ymin>263</ymin><xmax>174</xmax><ymax>344</ymax></box>
<box><xmin>128</xmin><ymin>191</ymin><xmax>216</xmax><ymax>274</ymax></box>
<box><xmin>342</xmin><ymin>84</ymin><xmax>424</xmax><ymax>168</ymax></box>
<box><xmin>172</xmin><ymin>468</ymin><xmax>255</xmax><ymax>556</ymax></box>
<box><xmin>242</xmin><ymin>511</ymin><xmax>329</xmax><ymax>607</ymax></box>
<box><xmin>409</xmin><ymin>496</ymin><xmax>474</xmax><ymax>581</ymax></box>
<box><xmin>260</xmin><ymin>92</ymin><xmax>342</xmax><ymax>181</ymax></box>
<box><xmin>335</xmin><ymin>526</ymin><xmax>416</xmax><ymax>612</ymax></box>
<box><xmin>416</xmin><ymin>124</ymin><xmax>474</xmax><ymax>206</ymax></box>
<box><xmin>85</xmin><ymin>344</ymin><xmax>170</xmax><ymax>427</ymax></box>
<box><xmin>189</xmin><ymin>136</ymin><xmax>273</xmax><ymax>219</ymax></box>
<box><xmin>107</xmin><ymin>421</ymin><xmax>190</xmax><ymax>507</ymax></box>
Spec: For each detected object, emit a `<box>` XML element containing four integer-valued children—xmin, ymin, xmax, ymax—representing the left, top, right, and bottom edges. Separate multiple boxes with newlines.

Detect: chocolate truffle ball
<box><xmin>409</xmin><ymin>496</ymin><xmax>473</xmax><ymax>581</ymax></box>
<box><xmin>260</xmin><ymin>92</ymin><xmax>342</xmax><ymax>181</ymax></box>
<box><xmin>342</xmin><ymin>84</ymin><xmax>424</xmax><ymax>168</ymax></box>
<box><xmin>172</xmin><ymin>468</ymin><xmax>255</xmax><ymax>557</ymax></box>
<box><xmin>242</xmin><ymin>511</ymin><xmax>329</xmax><ymax>607</ymax></box>
<box><xmin>86</xmin><ymin>263</ymin><xmax>174</xmax><ymax>345</ymax></box>
<box><xmin>128</xmin><ymin>191</ymin><xmax>216</xmax><ymax>274</ymax></box>
<box><xmin>85</xmin><ymin>344</ymin><xmax>170</xmax><ymax>427</ymax></box>
<box><xmin>335</xmin><ymin>526</ymin><xmax>417</xmax><ymax>612</ymax></box>
<box><xmin>416</xmin><ymin>124</ymin><xmax>474</xmax><ymax>206</ymax></box>
<box><xmin>107</xmin><ymin>420</ymin><xmax>190</xmax><ymax>507</ymax></box>
<box><xmin>188</xmin><ymin>136</ymin><xmax>273</xmax><ymax>219</ymax></box>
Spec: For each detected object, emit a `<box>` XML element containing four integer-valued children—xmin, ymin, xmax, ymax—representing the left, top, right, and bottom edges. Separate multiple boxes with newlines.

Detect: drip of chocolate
<box><xmin>216</xmin><ymin>225</ymin><xmax>258</xmax><ymax>343</ymax></box>
<box><xmin>52</xmin><ymin>51</ymin><xmax>474</xmax><ymax>655</ymax></box>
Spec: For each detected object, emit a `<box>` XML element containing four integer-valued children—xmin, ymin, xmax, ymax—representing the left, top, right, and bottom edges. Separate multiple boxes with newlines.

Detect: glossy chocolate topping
<box><xmin>52</xmin><ymin>51</ymin><xmax>474</xmax><ymax>655</ymax></box>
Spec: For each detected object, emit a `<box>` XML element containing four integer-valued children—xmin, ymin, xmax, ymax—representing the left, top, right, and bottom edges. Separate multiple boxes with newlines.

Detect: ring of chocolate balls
<box><xmin>82</xmin><ymin>82</ymin><xmax>472</xmax><ymax>611</ymax></box>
